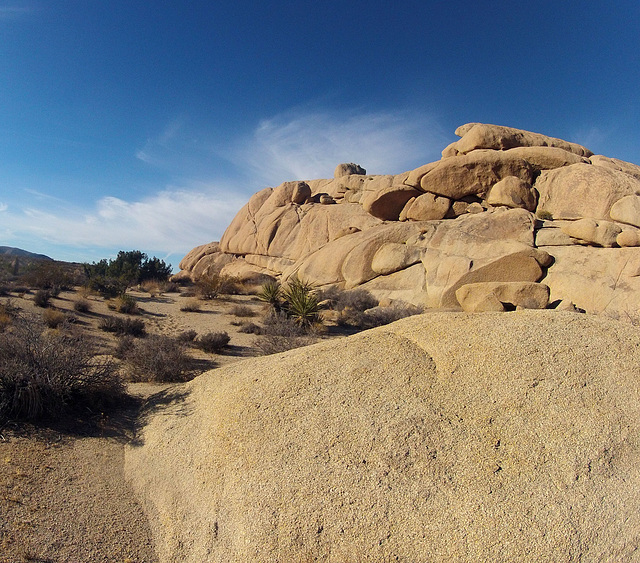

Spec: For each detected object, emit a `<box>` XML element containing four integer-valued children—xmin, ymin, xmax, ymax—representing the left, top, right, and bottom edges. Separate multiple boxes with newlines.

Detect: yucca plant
<box><xmin>281</xmin><ymin>276</ymin><xmax>319</xmax><ymax>327</ymax></box>
<box><xmin>257</xmin><ymin>280</ymin><xmax>282</xmax><ymax>311</ymax></box>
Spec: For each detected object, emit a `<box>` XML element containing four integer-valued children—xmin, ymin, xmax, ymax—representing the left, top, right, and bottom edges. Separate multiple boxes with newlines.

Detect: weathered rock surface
<box><xmin>449</xmin><ymin>123</ymin><xmax>593</xmax><ymax>157</ymax></box>
<box><xmin>127</xmin><ymin>311</ymin><xmax>640</xmax><ymax>562</ymax></box>
<box><xmin>455</xmin><ymin>281</ymin><xmax>550</xmax><ymax>312</ymax></box>
<box><xmin>177</xmin><ymin>122</ymin><xmax>640</xmax><ymax>318</ymax></box>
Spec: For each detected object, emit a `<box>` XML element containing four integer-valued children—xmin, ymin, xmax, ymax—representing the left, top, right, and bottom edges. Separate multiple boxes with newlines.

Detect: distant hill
<box><xmin>0</xmin><ymin>247</ymin><xmax>52</xmax><ymax>261</ymax></box>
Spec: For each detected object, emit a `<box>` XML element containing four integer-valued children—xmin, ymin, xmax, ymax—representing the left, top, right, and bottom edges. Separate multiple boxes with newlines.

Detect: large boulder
<box><xmin>486</xmin><ymin>176</ymin><xmax>537</xmax><ymax>211</ymax></box>
<box><xmin>450</xmin><ymin>123</ymin><xmax>593</xmax><ymax>157</ymax></box>
<box><xmin>361</xmin><ymin>185</ymin><xmax>422</xmax><ymax>221</ymax></box>
<box><xmin>127</xmin><ymin>312</ymin><xmax>640</xmax><ymax>562</ymax></box>
<box><xmin>419</xmin><ymin>150</ymin><xmax>534</xmax><ymax>200</ymax></box>
<box><xmin>455</xmin><ymin>281</ymin><xmax>550</xmax><ymax>312</ymax></box>
<box><xmin>334</xmin><ymin>162</ymin><xmax>366</xmax><ymax>177</ymax></box>
<box><xmin>610</xmin><ymin>195</ymin><xmax>640</xmax><ymax>228</ymax></box>
<box><xmin>535</xmin><ymin>163</ymin><xmax>640</xmax><ymax>221</ymax></box>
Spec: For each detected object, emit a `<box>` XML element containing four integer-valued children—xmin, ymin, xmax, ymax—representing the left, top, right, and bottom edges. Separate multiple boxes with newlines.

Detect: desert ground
<box><xmin>0</xmin><ymin>284</ymin><xmax>339</xmax><ymax>563</ymax></box>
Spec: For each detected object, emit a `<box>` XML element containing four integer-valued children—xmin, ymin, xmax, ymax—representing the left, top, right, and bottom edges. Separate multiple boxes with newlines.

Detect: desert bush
<box><xmin>328</xmin><ymin>288</ymin><xmax>378</xmax><ymax>312</ymax></box>
<box><xmin>238</xmin><ymin>321</ymin><xmax>261</xmax><ymax>334</ymax></box>
<box><xmin>113</xmin><ymin>335</ymin><xmax>136</xmax><ymax>360</ymax></box>
<box><xmin>177</xmin><ymin>329</ymin><xmax>198</xmax><ymax>343</ymax></box>
<box><xmin>73</xmin><ymin>298</ymin><xmax>91</xmax><ymax>313</ymax></box>
<box><xmin>261</xmin><ymin>310</ymin><xmax>308</xmax><ymax>337</ymax></box>
<box><xmin>163</xmin><ymin>282</ymin><xmax>180</xmax><ymax>293</ymax></box>
<box><xmin>20</xmin><ymin>261</ymin><xmax>75</xmax><ymax>291</ymax></box>
<box><xmin>180</xmin><ymin>298</ymin><xmax>202</xmax><ymax>312</ymax></box>
<box><xmin>195</xmin><ymin>331</ymin><xmax>230</xmax><ymax>354</ymax></box>
<box><xmin>0</xmin><ymin>316</ymin><xmax>124</xmax><ymax>421</ymax></box>
<box><xmin>231</xmin><ymin>304</ymin><xmax>255</xmax><ymax>317</ymax></box>
<box><xmin>99</xmin><ymin>316</ymin><xmax>146</xmax><ymax>337</ymax></box>
<box><xmin>116</xmin><ymin>294</ymin><xmax>139</xmax><ymax>315</ymax></box>
<box><xmin>195</xmin><ymin>274</ymin><xmax>223</xmax><ymax>300</ymax></box>
<box><xmin>86</xmin><ymin>275</ymin><xmax>128</xmax><ymax>298</ymax></box>
<box><xmin>42</xmin><ymin>308</ymin><xmax>66</xmax><ymax>329</ymax></box>
<box><xmin>340</xmin><ymin>302</ymin><xmax>423</xmax><ymax>329</ymax></box>
<box><xmin>0</xmin><ymin>300</ymin><xmax>19</xmax><ymax>332</ymax></box>
<box><xmin>253</xmin><ymin>334</ymin><xmax>317</xmax><ymax>356</ymax></box>
<box><xmin>33</xmin><ymin>289</ymin><xmax>52</xmax><ymax>308</ymax></box>
<box><xmin>84</xmin><ymin>250</ymin><xmax>172</xmax><ymax>288</ymax></box>
<box><xmin>120</xmin><ymin>335</ymin><xmax>192</xmax><ymax>382</ymax></box>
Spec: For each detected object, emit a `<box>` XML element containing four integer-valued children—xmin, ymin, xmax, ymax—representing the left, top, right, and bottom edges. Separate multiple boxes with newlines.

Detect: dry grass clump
<box><xmin>99</xmin><ymin>316</ymin><xmax>146</xmax><ymax>337</ymax></box>
<box><xmin>0</xmin><ymin>315</ymin><xmax>124</xmax><ymax>421</ymax></box>
<box><xmin>230</xmin><ymin>304</ymin><xmax>255</xmax><ymax>317</ymax></box>
<box><xmin>42</xmin><ymin>308</ymin><xmax>66</xmax><ymax>329</ymax></box>
<box><xmin>115</xmin><ymin>294</ymin><xmax>139</xmax><ymax>315</ymax></box>
<box><xmin>33</xmin><ymin>289</ymin><xmax>52</xmax><ymax>308</ymax></box>
<box><xmin>238</xmin><ymin>321</ymin><xmax>261</xmax><ymax>334</ymax></box>
<box><xmin>254</xmin><ymin>311</ymin><xmax>318</xmax><ymax>355</ymax></box>
<box><xmin>180</xmin><ymin>298</ymin><xmax>202</xmax><ymax>312</ymax></box>
<box><xmin>73</xmin><ymin>298</ymin><xmax>91</xmax><ymax>313</ymax></box>
<box><xmin>194</xmin><ymin>331</ymin><xmax>230</xmax><ymax>354</ymax></box>
<box><xmin>119</xmin><ymin>335</ymin><xmax>193</xmax><ymax>383</ymax></box>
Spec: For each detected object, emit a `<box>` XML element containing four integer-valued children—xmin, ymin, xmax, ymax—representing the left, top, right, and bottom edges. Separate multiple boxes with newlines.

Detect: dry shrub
<box><xmin>180</xmin><ymin>298</ymin><xmax>202</xmax><ymax>312</ymax></box>
<box><xmin>320</xmin><ymin>287</ymin><xmax>378</xmax><ymax>312</ymax></box>
<box><xmin>238</xmin><ymin>322</ymin><xmax>261</xmax><ymax>334</ymax></box>
<box><xmin>139</xmin><ymin>280</ymin><xmax>162</xmax><ymax>296</ymax></box>
<box><xmin>196</xmin><ymin>274</ymin><xmax>243</xmax><ymax>299</ymax></box>
<box><xmin>121</xmin><ymin>335</ymin><xmax>192</xmax><ymax>382</ymax></box>
<box><xmin>0</xmin><ymin>316</ymin><xmax>124</xmax><ymax>421</ymax></box>
<box><xmin>116</xmin><ymin>294</ymin><xmax>139</xmax><ymax>315</ymax></box>
<box><xmin>177</xmin><ymin>329</ymin><xmax>198</xmax><ymax>344</ymax></box>
<box><xmin>42</xmin><ymin>308</ymin><xmax>66</xmax><ymax>329</ymax></box>
<box><xmin>33</xmin><ymin>289</ymin><xmax>52</xmax><ymax>308</ymax></box>
<box><xmin>99</xmin><ymin>316</ymin><xmax>146</xmax><ymax>337</ymax></box>
<box><xmin>230</xmin><ymin>304</ymin><xmax>255</xmax><ymax>317</ymax></box>
<box><xmin>254</xmin><ymin>311</ymin><xmax>318</xmax><ymax>355</ymax></box>
<box><xmin>73</xmin><ymin>298</ymin><xmax>91</xmax><ymax>313</ymax></box>
<box><xmin>340</xmin><ymin>302</ymin><xmax>423</xmax><ymax>329</ymax></box>
<box><xmin>195</xmin><ymin>331</ymin><xmax>230</xmax><ymax>354</ymax></box>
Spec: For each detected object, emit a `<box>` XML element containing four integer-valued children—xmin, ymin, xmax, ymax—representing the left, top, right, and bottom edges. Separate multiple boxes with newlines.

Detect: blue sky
<box><xmin>0</xmin><ymin>1</ymin><xmax>639</xmax><ymax>271</ymax></box>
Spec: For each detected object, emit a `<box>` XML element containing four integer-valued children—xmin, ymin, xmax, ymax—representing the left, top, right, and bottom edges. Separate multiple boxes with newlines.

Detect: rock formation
<box><xmin>177</xmin><ymin>123</ymin><xmax>640</xmax><ymax>319</ymax></box>
<box><xmin>126</xmin><ymin>311</ymin><xmax>640</xmax><ymax>561</ymax></box>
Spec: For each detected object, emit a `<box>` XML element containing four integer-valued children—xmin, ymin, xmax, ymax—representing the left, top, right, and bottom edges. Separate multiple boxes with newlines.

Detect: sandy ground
<box><xmin>0</xmin><ymin>286</ymin><xmax>303</xmax><ymax>562</ymax></box>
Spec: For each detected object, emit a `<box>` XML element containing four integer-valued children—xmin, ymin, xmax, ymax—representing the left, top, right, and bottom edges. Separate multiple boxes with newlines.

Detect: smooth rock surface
<box><xmin>127</xmin><ymin>311</ymin><xmax>640</xmax><ymax>563</ymax></box>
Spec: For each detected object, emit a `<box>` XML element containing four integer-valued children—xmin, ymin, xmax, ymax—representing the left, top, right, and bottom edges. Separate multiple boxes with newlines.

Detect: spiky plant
<box><xmin>281</xmin><ymin>277</ymin><xmax>319</xmax><ymax>327</ymax></box>
<box><xmin>257</xmin><ymin>280</ymin><xmax>282</xmax><ymax>311</ymax></box>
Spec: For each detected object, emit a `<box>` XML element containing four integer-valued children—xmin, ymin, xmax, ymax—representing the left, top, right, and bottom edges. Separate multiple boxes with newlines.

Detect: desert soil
<box><xmin>0</xmin><ymin>286</ymin><xmax>299</xmax><ymax>562</ymax></box>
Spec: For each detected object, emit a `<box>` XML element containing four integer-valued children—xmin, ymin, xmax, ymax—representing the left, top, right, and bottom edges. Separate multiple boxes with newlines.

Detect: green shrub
<box><xmin>257</xmin><ymin>280</ymin><xmax>282</xmax><ymax>311</ymax></box>
<box><xmin>281</xmin><ymin>277</ymin><xmax>319</xmax><ymax>327</ymax></box>
<box><xmin>0</xmin><ymin>316</ymin><xmax>124</xmax><ymax>421</ymax></box>
<box><xmin>195</xmin><ymin>331</ymin><xmax>230</xmax><ymax>353</ymax></box>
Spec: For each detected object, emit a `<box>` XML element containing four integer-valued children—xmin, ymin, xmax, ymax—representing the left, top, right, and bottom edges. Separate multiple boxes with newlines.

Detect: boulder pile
<box><xmin>177</xmin><ymin>123</ymin><xmax>640</xmax><ymax>318</ymax></box>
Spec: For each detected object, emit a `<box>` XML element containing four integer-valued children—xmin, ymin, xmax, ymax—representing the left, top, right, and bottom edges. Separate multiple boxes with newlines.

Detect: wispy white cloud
<box><xmin>135</xmin><ymin>117</ymin><xmax>186</xmax><ymax>168</ymax></box>
<box><xmin>0</xmin><ymin>185</ymin><xmax>247</xmax><ymax>258</ymax></box>
<box><xmin>0</xmin><ymin>202</ymin><xmax>8</xmax><ymax>212</ymax></box>
<box><xmin>235</xmin><ymin>108</ymin><xmax>448</xmax><ymax>186</ymax></box>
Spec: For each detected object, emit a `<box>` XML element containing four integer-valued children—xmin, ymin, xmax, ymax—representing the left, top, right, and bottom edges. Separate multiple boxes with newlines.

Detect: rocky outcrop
<box><xmin>127</xmin><ymin>311</ymin><xmax>640</xmax><ymax>562</ymax></box>
<box><xmin>176</xmin><ymin>123</ymin><xmax>640</xmax><ymax>319</ymax></box>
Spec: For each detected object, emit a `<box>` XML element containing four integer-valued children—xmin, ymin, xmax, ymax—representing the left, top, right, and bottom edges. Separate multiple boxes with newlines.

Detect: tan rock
<box><xmin>590</xmin><ymin>155</ymin><xmax>640</xmax><ymax>181</ymax></box>
<box><xmin>127</xmin><ymin>312</ymin><xmax>640</xmax><ymax>562</ymax></box>
<box><xmin>610</xmin><ymin>195</ymin><xmax>640</xmax><ymax>228</ymax></box>
<box><xmin>398</xmin><ymin>197</ymin><xmax>415</xmax><ymax>221</ymax></box>
<box><xmin>334</xmin><ymin>163</ymin><xmax>366</xmax><ymax>178</ymax></box>
<box><xmin>291</xmin><ymin>182</ymin><xmax>312</xmax><ymax>204</ymax></box>
<box><xmin>486</xmin><ymin>176</ymin><xmax>537</xmax><ymax>211</ymax></box>
<box><xmin>361</xmin><ymin>185</ymin><xmax>422</xmax><ymax>221</ymax></box>
<box><xmin>534</xmin><ymin>228</ymin><xmax>576</xmax><ymax>246</ymax></box>
<box><xmin>616</xmin><ymin>229</ymin><xmax>640</xmax><ymax>247</ymax></box>
<box><xmin>535</xmin><ymin>163</ymin><xmax>640</xmax><ymax>221</ymax></box>
<box><xmin>505</xmin><ymin>146</ymin><xmax>590</xmax><ymax>171</ymax></box>
<box><xmin>405</xmin><ymin>192</ymin><xmax>451</xmax><ymax>221</ymax></box>
<box><xmin>420</xmin><ymin>149</ymin><xmax>534</xmax><ymax>200</ymax></box>
<box><xmin>371</xmin><ymin>243</ymin><xmax>422</xmax><ymax>276</ymax></box>
<box><xmin>178</xmin><ymin>242</ymin><xmax>220</xmax><ymax>271</ymax></box>
<box><xmin>319</xmin><ymin>194</ymin><xmax>335</xmax><ymax>205</ymax></box>
<box><xmin>540</xmin><ymin>245</ymin><xmax>640</xmax><ymax>316</ymax></box>
<box><xmin>561</xmin><ymin>218</ymin><xmax>622</xmax><ymax>247</ymax></box>
<box><xmin>452</xmin><ymin>123</ymin><xmax>593</xmax><ymax>157</ymax></box>
<box><xmin>455</xmin><ymin>281</ymin><xmax>549</xmax><ymax>312</ymax></box>
<box><xmin>361</xmin><ymin>263</ymin><xmax>428</xmax><ymax>306</ymax></box>
<box><xmin>190</xmin><ymin>252</ymin><xmax>235</xmax><ymax>279</ymax></box>
<box><xmin>441</xmin><ymin>142</ymin><xmax>458</xmax><ymax>158</ymax></box>
<box><xmin>404</xmin><ymin>161</ymin><xmax>439</xmax><ymax>188</ymax></box>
